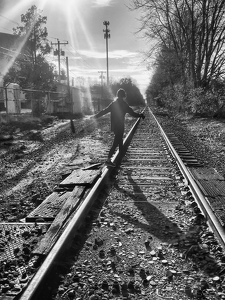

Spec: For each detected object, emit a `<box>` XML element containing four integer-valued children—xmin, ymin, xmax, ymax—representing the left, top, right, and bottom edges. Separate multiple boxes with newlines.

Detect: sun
<box><xmin>39</xmin><ymin>0</ymin><xmax>98</xmax><ymax>59</ymax></box>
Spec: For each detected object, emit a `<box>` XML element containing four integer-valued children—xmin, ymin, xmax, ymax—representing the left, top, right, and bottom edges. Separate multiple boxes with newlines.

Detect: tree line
<box><xmin>131</xmin><ymin>0</ymin><xmax>225</xmax><ymax>116</ymax></box>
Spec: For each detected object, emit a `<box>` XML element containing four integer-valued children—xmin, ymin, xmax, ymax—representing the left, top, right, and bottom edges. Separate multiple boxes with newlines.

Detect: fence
<box><xmin>0</xmin><ymin>85</ymin><xmax>71</xmax><ymax>117</ymax></box>
<box><xmin>0</xmin><ymin>84</ymin><xmax>108</xmax><ymax>123</ymax></box>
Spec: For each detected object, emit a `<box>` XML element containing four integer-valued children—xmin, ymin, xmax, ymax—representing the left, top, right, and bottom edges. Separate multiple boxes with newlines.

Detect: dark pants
<box><xmin>108</xmin><ymin>130</ymin><xmax>124</xmax><ymax>159</ymax></box>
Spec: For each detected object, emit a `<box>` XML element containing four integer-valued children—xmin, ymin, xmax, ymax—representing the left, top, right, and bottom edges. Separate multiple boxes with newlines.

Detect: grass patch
<box><xmin>0</xmin><ymin>113</ymin><xmax>57</xmax><ymax>134</ymax></box>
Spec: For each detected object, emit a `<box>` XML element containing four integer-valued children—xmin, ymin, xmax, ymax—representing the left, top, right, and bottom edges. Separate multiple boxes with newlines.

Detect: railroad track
<box><xmin>1</xmin><ymin>107</ymin><xmax>225</xmax><ymax>300</ymax></box>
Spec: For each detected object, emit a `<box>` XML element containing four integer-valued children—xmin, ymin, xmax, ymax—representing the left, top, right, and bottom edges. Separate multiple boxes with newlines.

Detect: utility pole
<box><xmin>103</xmin><ymin>21</ymin><xmax>110</xmax><ymax>86</ymax></box>
<box><xmin>66</xmin><ymin>57</ymin><xmax>70</xmax><ymax>87</ymax></box>
<box><xmin>51</xmin><ymin>39</ymin><xmax>68</xmax><ymax>82</ymax></box>
<box><xmin>98</xmin><ymin>71</ymin><xmax>106</xmax><ymax>110</ymax></box>
<box><xmin>66</xmin><ymin>56</ymin><xmax>72</xmax><ymax>112</ymax></box>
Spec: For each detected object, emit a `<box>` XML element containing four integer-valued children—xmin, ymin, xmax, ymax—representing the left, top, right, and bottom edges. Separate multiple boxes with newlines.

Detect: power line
<box><xmin>51</xmin><ymin>45</ymin><xmax>87</xmax><ymax>87</ymax></box>
<box><xmin>0</xmin><ymin>46</ymin><xmax>32</xmax><ymax>58</ymax></box>
<box><xmin>60</xmin><ymin>59</ymin><xmax>78</xmax><ymax>77</ymax></box>
<box><xmin>48</xmin><ymin>39</ymin><xmax>95</xmax><ymax>70</ymax></box>
<box><xmin>56</xmin><ymin>44</ymin><xmax>96</xmax><ymax>82</ymax></box>
<box><xmin>0</xmin><ymin>14</ymin><xmax>19</xmax><ymax>25</ymax></box>
<box><xmin>0</xmin><ymin>26</ymin><xmax>13</xmax><ymax>32</ymax></box>
<box><xmin>67</xmin><ymin>45</ymin><xmax>95</xmax><ymax>69</ymax></box>
<box><xmin>0</xmin><ymin>50</ymin><xmax>30</xmax><ymax>63</ymax></box>
<box><xmin>0</xmin><ymin>50</ymin><xmax>14</xmax><ymax>57</ymax></box>
<box><xmin>48</xmin><ymin>36</ymin><xmax>58</xmax><ymax>40</ymax></box>
<box><xmin>65</xmin><ymin>48</ymin><xmax>92</xmax><ymax>70</ymax></box>
<box><xmin>59</xmin><ymin>57</ymin><xmax>91</xmax><ymax>85</ymax></box>
<box><xmin>48</xmin><ymin>36</ymin><xmax>69</xmax><ymax>43</ymax></box>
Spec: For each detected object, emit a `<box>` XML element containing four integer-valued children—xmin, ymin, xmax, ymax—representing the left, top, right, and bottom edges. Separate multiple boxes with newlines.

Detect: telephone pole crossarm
<box><xmin>51</xmin><ymin>40</ymin><xmax>69</xmax><ymax>82</ymax></box>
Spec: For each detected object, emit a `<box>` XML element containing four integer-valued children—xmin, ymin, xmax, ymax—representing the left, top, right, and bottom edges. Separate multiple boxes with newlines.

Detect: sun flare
<box><xmin>1</xmin><ymin>0</ymin><xmax>103</xmax><ymax>86</ymax></box>
<box><xmin>39</xmin><ymin>0</ymin><xmax>84</xmax><ymax>12</ymax></box>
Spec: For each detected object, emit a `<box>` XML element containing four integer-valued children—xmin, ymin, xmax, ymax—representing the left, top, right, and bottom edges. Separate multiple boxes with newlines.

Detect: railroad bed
<box><xmin>1</xmin><ymin>108</ymin><xmax>225</xmax><ymax>300</ymax></box>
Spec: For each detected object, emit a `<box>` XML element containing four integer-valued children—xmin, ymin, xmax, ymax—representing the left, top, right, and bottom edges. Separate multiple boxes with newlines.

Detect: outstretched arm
<box><xmin>127</xmin><ymin>105</ymin><xmax>145</xmax><ymax>119</ymax></box>
<box><xmin>93</xmin><ymin>104</ymin><xmax>111</xmax><ymax>119</ymax></box>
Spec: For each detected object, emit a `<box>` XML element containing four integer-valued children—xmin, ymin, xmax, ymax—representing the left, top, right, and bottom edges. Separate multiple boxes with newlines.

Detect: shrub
<box><xmin>159</xmin><ymin>84</ymin><xmax>185</xmax><ymax>113</ymax></box>
<box><xmin>187</xmin><ymin>88</ymin><xmax>220</xmax><ymax>116</ymax></box>
<box><xmin>156</xmin><ymin>84</ymin><xmax>221</xmax><ymax>117</ymax></box>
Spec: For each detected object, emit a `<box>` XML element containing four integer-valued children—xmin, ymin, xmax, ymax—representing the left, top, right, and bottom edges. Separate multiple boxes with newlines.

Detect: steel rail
<box><xmin>20</xmin><ymin>115</ymin><xmax>142</xmax><ymax>300</ymax></box>
<box><xmin>149</xmin><ymin>107</ymin><xmax>225</xmax><ymax>250</ymax></box>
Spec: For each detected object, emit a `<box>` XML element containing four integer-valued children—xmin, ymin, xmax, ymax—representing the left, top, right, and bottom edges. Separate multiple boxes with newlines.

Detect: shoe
<box><xmin>105</xmin><ymin>160</ymin><xmax>116</xmax><ymax>168</ymax></box>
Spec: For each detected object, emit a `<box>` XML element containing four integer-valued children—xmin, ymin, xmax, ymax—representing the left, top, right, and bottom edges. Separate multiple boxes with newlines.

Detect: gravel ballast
<box><xmin>0</xmin><ymin>110</ymin><xmax>225</xmax><ymax>299</ymax></box>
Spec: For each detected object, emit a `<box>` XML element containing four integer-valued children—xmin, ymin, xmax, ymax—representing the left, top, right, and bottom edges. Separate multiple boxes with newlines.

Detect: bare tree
<box><xmin>131</xmin><ymin>0</ymin><xmax>225</xmax><ymax>88</ymax></box>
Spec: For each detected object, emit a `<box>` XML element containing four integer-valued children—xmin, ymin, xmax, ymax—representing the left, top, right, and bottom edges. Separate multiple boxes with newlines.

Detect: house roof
<box><xmin>0</xmin><ymin>32</ymin><xmax>23</xmax><ymax>48</ymax></box>
<box><xmin>0</xmin><ymin>32</ymin><xmax>31</xmax><ymax>80</ymax></box>
<box><xmin>0</xmin><ymin>32</ymin><xmax>31</xmax><ymax>57</ymax></box>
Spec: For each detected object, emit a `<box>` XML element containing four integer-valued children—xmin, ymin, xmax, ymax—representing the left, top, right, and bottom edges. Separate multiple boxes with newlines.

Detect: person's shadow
<box><xmin>112</xmin><ymin>169</ymin><xmax>182</xmax><ymax>243</ymax></box>
<box><xmin>112</xmin><ymin>168</ymin><xmax>223</xmax><ymax>281</ymax></box>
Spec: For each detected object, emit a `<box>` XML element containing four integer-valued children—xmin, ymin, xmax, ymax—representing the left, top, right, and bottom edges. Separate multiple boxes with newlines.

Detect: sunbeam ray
<box><xmin>0</xmin><ymin>0</ymin><xmax>50</xmax><ymax>77</ymax></box>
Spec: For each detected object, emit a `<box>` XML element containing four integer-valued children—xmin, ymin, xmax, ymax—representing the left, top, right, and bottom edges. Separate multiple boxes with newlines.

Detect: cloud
<box><xmin>78</xmin><ymin>50</ymin><xmax>105</xmax><ymax>59</ymax></box>
<box><xmin>110</xmin><ymin>50</ymin><xmax>137</xmax><ymax>59</ymax></box>
<box><xmin>79</xmin><ymin>49</ymin><xmax>138</xmax><ymax>59</ymax></box>
<box><xmin>92</xmin><ymin>0</ymin><xmax>114</xmax><ymax>7</ymax></box>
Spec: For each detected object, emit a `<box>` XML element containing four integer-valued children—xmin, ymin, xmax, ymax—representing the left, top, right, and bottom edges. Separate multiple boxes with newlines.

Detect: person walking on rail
<box><xmin>93</xmin><ymin>88</ymin><xmax>145</xmax><ymax>167</ymax></box>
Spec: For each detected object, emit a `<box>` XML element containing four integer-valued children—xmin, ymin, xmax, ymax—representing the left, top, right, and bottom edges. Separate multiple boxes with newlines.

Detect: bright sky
<box><xmin>0</xmin><ymin>0</ymin><xmax>153</xmax><ymax>94</ymax></box>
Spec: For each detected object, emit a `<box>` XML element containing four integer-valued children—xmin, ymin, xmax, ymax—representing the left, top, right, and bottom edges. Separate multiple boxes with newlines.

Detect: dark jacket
<box><xmin>95</xmin><ymin>98</ymin><xmax>141</xmax><ymax>133</ymax></box>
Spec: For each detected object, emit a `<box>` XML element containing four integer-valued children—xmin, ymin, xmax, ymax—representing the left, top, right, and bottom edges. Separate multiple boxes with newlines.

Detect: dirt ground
<box><xmin>0</xmin><ymin>111</ymin><xmax>225</xmax><ymax>223</ymax></box>
<box><xmin>0</xmin><ymin>113</ymin><xmax>136</xmax><ymax>223</ymax></box>
<box><xmin>0</xmin><ymin>115</ymin><xmax>110</xmax><ymax>222</ymax></box>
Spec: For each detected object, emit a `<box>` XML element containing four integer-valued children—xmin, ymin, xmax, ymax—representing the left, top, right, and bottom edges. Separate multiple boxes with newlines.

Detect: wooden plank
<box><xmin>59</xmin><ymin>169</ymin><xmax>101</xmax><ymax>187</ymax></box>
<box><xmin>197</xmin><ymin>179</ymin><xmax>225</xmax><ymax>197</ymax></box>
<box><xmin>25</xmin><ymin>192</ymin><xmax>72</xmax><ymax>222</ymax></box>
<box><xmin>33</xmin><ymin>186</ymin><xmax>84</xmax><ymax>255</ymax></box>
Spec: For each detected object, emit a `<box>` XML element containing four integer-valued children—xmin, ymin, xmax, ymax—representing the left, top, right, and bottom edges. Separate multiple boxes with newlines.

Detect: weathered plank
<box><xmin>196</xmin><ymin>179</ymin><xmax>225</xmax><ymax>197</ymax></box>
<box><xmin>25</xmin><ymin>191</ymin><xmax>72</xmax><ymax>222</ymax></box>
<box><xmin>59</xmin><ymin>169</ymin><xmax>101</xmax><ymax>187</ymax></box>
<box><xmin>33</xmin><ymin>186</ymin><xmax>84</xmax><ymax>255</ymax></box>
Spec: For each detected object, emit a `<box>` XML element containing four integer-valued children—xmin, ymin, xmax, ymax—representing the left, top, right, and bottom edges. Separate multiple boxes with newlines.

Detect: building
<box><xmin>45</xmin><ymin>83</ymin><xmax>83</xmax><ymax>116</ymax></box>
